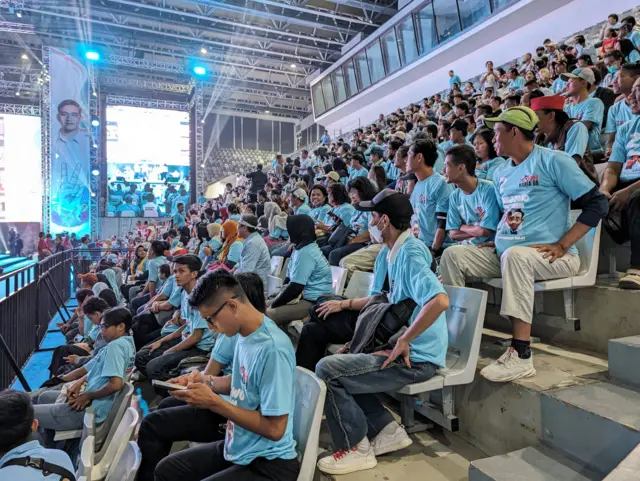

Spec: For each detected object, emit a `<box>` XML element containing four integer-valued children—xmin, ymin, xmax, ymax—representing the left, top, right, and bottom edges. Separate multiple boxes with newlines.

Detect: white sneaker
<box><xmin>480</xmin><ymin>347</ymin><xmax>536</xmax><ymax>382</ymax></box>
<box><xmin>372</xmin><ymin>422</ymin><xmax>413</xmax><ymax>456</ymax></box>
<box><xmin>317</xmin><ymin>440</ymin><xmax>377</xmax><ymax>475</ymax></box>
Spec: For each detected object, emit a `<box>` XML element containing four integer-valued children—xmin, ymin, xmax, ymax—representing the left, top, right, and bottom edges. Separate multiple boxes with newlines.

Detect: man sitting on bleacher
<box><xmin>314</xmin><ymin>190</ymin><xmax>449</xmax><ymax>476</ymax></box>
<box><xmin>30</xmin><ymin>307</ymin><xmax>135</xmax><ymax>447</ymax></box>
<box><xmin>153</xmin><ymin>269</ymin><xmax>300</xmax><ymax>481</ymax></box>
<box><xmin>600</xmin><ymin>76</ymin><xmax>640</xmax><ymax>289</ymax></box>
<box><xmin>0</xmin><ymin>390</ymin><xmax>74</xmax><ymax>480</ymax></box>
<box><xmin>440</xmin><ymin>107</ymin><xmax>608</xmax><ymax>382</ymax></box>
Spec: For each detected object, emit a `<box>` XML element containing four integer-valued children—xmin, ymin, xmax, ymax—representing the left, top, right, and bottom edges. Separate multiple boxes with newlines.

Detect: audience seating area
<box><xmin>202</xmin><ymin>149</ymin><xmax>275</xmax><ymax>184</ymax></box>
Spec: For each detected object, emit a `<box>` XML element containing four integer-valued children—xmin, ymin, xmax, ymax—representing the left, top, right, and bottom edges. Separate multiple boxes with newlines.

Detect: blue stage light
<box><xmin>85</xmin><ymin>51</ymin><xmax>100</xmax><ymax>61</ymax></box>
<box><xmin>193</xmin><ymin>65</ymin><xmax>207</xmax><ymax>76</ymax></box>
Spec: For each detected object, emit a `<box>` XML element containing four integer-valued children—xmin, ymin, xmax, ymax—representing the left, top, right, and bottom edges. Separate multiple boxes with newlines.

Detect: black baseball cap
<box><xmin>355</xmin><ymin>189</ymin><xmax>413</xmax><ymax>223</ymax></box>
<box><xmin>398</xmin><ymin>172</ymin><xmax>418</xmax><ymax>182</ymax></box>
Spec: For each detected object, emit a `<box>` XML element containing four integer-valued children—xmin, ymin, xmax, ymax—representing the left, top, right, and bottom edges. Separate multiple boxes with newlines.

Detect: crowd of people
<box><xmin>3</xmin><ymin>10</ymin><xmax>640</xmax><ymax>481</ymax></box>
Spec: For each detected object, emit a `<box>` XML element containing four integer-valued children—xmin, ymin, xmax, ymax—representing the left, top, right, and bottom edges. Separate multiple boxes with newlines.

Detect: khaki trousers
<box><xmin>440</xmin><ymin>245</ymin><xmax>580</xmax><ymax>324</ymax></box>
<box><xmin>339</xmin><ymin>243</ymin><xmax>384</xmax><ymax>277</ymax></box>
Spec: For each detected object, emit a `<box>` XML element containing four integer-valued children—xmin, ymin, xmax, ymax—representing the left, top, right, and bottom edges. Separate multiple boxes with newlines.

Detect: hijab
<box><xmin>99</xmin><ymin>288</ymin><xmax>118</xmax><ymax>308</ymax></box>
<box><xmin>287</xmin><ymin>215</ymin><xmax>316</xmax><ymax>250</ymax></box>
<box><xmin>218</xmin><ymin>220</ymin><xmax>240</xmax><ymax>264</ymax></box>
<box><xmin>207</xmin><ymin>223</ymin><xmax>222</xmax><ymax>239</ymax></box>
<box><xmin>92</xmin><ymin>282</ymin><xmax>109</xmax><ymax>296</ymax></box>
<box><xmin>102</xmin><ymin>269</ymin><xmax>124</xmax><ymax>304</ymax></box>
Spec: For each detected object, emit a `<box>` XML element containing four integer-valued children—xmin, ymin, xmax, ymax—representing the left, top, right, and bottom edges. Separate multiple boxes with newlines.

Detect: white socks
<box><xmin>357</xmin><ymin>436</ymin><xmax>371</xmax><ymax>453</ymax></box>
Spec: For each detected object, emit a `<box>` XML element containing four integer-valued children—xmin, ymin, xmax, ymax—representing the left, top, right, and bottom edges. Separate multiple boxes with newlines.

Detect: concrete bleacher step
<box><xmin>541</xmin><ymin>381</ymin><xmax>640</xmax><ymax>475</ymax></box>
<box><xmin>608</xmin><ymin>336</ymin><xmax>640</xmax><ymax>388</ymax></box>
<box><xmin>469</xmin><ymin>446</ymin><xmax>601</xmax><ymax>481</ymax></box>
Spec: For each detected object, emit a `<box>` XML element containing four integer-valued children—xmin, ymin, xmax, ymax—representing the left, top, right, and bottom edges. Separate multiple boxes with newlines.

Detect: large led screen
<box><xmin>106</xmin><ymin>105</ymin><xmax>190</xmax><ymax>218</ymax></box>
<box><xmin>0</xmin><ymin>114</ymin><xmax>42</xmax><ymax>223</ymax></box>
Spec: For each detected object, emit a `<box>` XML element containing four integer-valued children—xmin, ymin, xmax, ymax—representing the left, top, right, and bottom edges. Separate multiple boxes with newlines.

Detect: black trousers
<box><xmin>135</xmin><ymin>338</ymin><xmax>204</xmax><ymax>381</ymax></box>
<box><xmin>132</xmin><ymin>311</ymin><xmax>161</xmax><ymax>350</ymax></box>
<box><xmin>137</xmin><ymin>397</ymin><xmax>227</xmax><ymax>481</ymax></box>
<box><xmin>48</xmin><ymin>344</ymin><xmax>90</xmax><ymax>376</ymax></box>
<box><xmin>155</xmin><ymin>439</ymin><xmax>299</xmax><ymax>481</ymax></box>
<box><xmin>604</xmin><ymin>183</ymin><xmax>640</xmax><ymax>269</ymax></box>
<box><xmin>295</xmin><ymin>312</ymin><xmax>358</xmax><ymax>371</ymax></box>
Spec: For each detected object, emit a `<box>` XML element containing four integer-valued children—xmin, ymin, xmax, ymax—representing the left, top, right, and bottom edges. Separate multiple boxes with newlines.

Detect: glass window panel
<box><xmin>312</xmin><ymin>83</ymin><xmax>325</xmax><ymax>116</ymax></box>
<box><xmin>491</xmin><ymin>0</ymin><xmax>518</xmax><ymax>12</ymax></box>
<box><xmin>381</xmin><ymin>30</ymin><xmax>401</xmax><ymax>74</ymax></box>
<box><xmin>415</xmin><ymin>3</ymin><xmax>438</xmax><ymax>55</ymax></box>
<box><xmin>457</xmin><ymin>0</ymin><xmax>491</xmax><ymax>29</ymax></box>
<box><xmin>366</xmin><ymin>40</ymin><xmax>385</xmax><ymax>84</ymax></box>
<box><xmin>433</xmin><ymin>0</ymin><xmax>461</xmax><ymax>42</ymax></box>
<box><xmin>354</xmin><ymin>51</ymin><xmax>371</xmax><ymax>90</ymax></box>
<box><xmin>344</xmin><ymin>61</ymin><xmax>359</xmax><ymax>97</ymax></box>
<box><xmin>332</xmin><ymin>69</ymin><xmax>347</xmax><ymax>104</ymax></box>
<box><xmin>322</xmin><ymin>76</ymin><xmax>335</xmax><ymax>110</ymax></box>
<box><xmin>396</xmin><ymin>16</ymin><xmax>419</xmax><ymax>65</ymax></box>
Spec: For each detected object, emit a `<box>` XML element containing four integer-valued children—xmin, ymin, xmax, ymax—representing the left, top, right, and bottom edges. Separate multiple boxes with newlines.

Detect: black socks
<box><xmin>511</xmin><ymin>339</ymin><xmax>531</xmax><ymax>359</ymax></box>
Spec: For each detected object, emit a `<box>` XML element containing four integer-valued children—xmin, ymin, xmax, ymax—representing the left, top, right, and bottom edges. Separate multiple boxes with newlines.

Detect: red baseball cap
<box><xmin>530</xmin><ymin>95</ymin><xmax>566</xmax><ymax>111</ymax></box>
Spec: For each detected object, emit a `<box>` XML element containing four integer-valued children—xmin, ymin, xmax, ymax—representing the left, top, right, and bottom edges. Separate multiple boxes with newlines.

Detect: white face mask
<box><xmin>369</xmin><ymin>216</ymin><xmax>387</xmax><ymax>243</ymax></box>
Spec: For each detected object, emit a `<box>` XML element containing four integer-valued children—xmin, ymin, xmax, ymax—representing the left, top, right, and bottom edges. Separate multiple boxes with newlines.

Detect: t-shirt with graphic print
<box><xmin>491</xmin><ymin>145</ymin><xmax>595</xmax><ymax>257</ymax></box>
<box><xmin>564</xmin><ymin>97</ymin><xmax>605</xmax><ymax>153</ymax></box>
<box><xmin>409</xmin><ymin>172</ymin><xmax>454</xmax><ymax>246</ymax></box>
<box><xmin>609</xmin><ymin>114</ymin><xmax>640</xmax><ymax>183</ymax></box>
<box><xmin>446</xmin><ymin>179</ymin><xmax>501</xmax><ymax>245</ymax></box>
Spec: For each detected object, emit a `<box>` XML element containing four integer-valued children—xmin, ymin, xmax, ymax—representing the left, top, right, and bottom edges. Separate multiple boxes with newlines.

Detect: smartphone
<box><xmin>152</xmin><ymin>380</ymin><xmax>187</xmax><ymax>391</ymax></box>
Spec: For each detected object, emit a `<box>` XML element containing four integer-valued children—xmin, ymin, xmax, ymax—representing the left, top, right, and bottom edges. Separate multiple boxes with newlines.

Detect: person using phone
<box><xmin>315</xmin><ymin>183</ymin><xmax>355</xmax><ymax>235</ymax></box>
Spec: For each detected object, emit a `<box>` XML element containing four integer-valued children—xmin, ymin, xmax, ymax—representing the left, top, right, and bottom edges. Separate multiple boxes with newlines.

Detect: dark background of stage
<box><xmin>0</xmin><ymin>222</ymin><xmax>40</xmax><ymax>257</ymax></box>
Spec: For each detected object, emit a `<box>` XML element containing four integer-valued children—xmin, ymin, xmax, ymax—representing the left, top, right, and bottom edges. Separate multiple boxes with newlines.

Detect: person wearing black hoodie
<box><xmin>266</xmin><ymin>215</ymin><xmax>334</xmax><ymax>326</ymax></box>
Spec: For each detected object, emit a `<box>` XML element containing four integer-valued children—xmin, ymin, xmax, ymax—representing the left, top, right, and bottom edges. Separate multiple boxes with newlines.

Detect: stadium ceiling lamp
<box><xmin>91</xmin><ymin>169</ymin><xmax>100</xmax><ymax>176</ymax></box>
<box><xmin>92</xmin><ymin>91</ymin><xmax>97</xmax><ymax>97</ymax></box>
<box><xmin>85</xmin><ymin>51</ymin><xmax>100</xmax><ymax>61</ymax></box>
<box><xmin>200</xmin><ymin>47</ymin><xmax>208</xmax><ymax>54</ymax></box>
<box><xmin>21</xmin><ymin>53</ymin><xmax>28</xmax><ymax>60</ymax></box>
<box><xmin>93</xmin><ymin>143</ymin><xmax>98</xmax><ymax>148</ymax></box>
<box><xmin>90</xmin><ymin>191</ymin><xmax>96</xmax><ymax>197</ymax></box>
<box><xmin>290</xmin><ymin>64</ymin><xmax>296</xmax><ymax>69</ymax></box>
<box><xmin>16</xmin><ymin>11</ymin><xmax>23</xmax><ymax>18</ymax></box>
<box><xmin>193</xmin><ymin>65</ymin><xmax>207</xmax><ymax>76</ymax></box>
<box><xmin>91</xmin><ymin>119</ymin><xmax>100</xmax><ymax>127</ymax></box>
<box><xmin>265</xmin><ymin>110</ymin><xmax>270</xmax><ymax>113</ymax></box>
<box><xmin>201</xmin><ymin>163</ymin><xmax>205</xmax><ymax>167</ymax></box>
<box><xmin>15</xmin><ymin>91</ymin><xmax>20</xmax><ymax>96</ymax></box>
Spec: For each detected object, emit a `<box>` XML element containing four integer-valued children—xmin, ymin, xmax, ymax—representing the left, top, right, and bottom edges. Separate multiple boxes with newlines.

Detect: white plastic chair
<box><xmin>330</xmin><ymin>266</ymin><xmax>348</xmax><ymax>296</ymax></box>
<box><xmin>484</xmin><ymin>211</ymin><xmax>601</xmax><ymax>331</ymax></box>
<box><xmin>76</xmin><ymin>435</ymin><xmax>95</xmax><ymax>481</ymax></box>
<box><xmin>105</xmin><ymin>441</ymin><xmax>142</xmax><ymax>481</ymax></box>
<box><xmin>279</xmin><ymin>258</ymin><xmax>290</xmax><ymax>281</ymax></box>
<box><xmin>271</xmin><ymin>255</ymin><xmax>284</xmax><ymax>277</ymax></box>
<box><xmin>267</xmin><ymin>275</ymin><xmax>284</xmax><ymax>297</ymax></box>
<box><xmin>343</xmin><ymin>271</ymin><xmax>374</xmax><ymax>299</ymax></box>
<box><xmin>293</xmin><ymin>367</ymin><xmax>327</xmax><ymax>481</ymax></box>
<box><xmin>394</xmin><ymin>285</ymin><xmax>488</xmax><ymax>433</ymax></box>
<box><xmin>91</xmin><ymin>407</ymin><xmax>140</xmax><ymax>480</ymax></box>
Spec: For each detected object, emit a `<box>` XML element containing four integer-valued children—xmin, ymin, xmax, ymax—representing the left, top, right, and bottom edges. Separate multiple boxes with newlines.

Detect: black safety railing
<box><xmin>0</xmin><ymin>245</ymin><xmax>139</xmax><ymax>390</ymax></box>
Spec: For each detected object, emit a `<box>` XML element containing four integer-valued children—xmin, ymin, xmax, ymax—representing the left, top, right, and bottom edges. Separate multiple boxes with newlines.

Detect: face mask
<box><xmin>607</xmin><ymin>65</ymin><xmax>619</xmax><ymax>74</ymax></box>
<box><xmin>369</xmin><ymin>217</ymin><xmax>387</xmax><ymax>243</ymax></box>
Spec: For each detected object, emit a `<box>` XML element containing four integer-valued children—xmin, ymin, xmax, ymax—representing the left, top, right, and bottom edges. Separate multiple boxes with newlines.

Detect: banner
<box><xmin>49</xmin><ymin>47</ymin><xmax>91</xmax><ymax>236</ymax></box>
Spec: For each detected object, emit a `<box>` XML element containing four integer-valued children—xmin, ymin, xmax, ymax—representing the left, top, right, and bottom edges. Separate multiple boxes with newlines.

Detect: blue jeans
<box><xmin>315</xmin><ymin>353</ymin><xmax>437</xmax><ymax>450</ymax></box>
<box><xmin>31</xmin><ymin>388</ymin><xmax>86</xmax><ymax>447</ymax></box>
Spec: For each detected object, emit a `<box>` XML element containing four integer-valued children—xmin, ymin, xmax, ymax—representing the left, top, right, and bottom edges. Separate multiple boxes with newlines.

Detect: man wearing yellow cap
<box><xmin>440</xmin><ymin>106</ymin><xmax>608</xmax><ymax>382</ymax></box>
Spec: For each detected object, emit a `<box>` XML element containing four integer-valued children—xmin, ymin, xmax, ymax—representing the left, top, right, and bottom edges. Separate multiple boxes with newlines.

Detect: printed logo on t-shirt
<box><xmin>474</xmin><ymin>207</ymin><xmax>486</xmax><ymax>222</ymax></box>
<box><xmin>498</xmin><ymin>208</ymin><xmax>525</xmax><ymax>236</ymax></box>
<box><xmin>519</xmin><ymin>174</ymin><xmax>539</xmax><ymax>188</ymax></box>
<box><xmin>419</xmin><ymin>193</ymin><xmax>427</xmax><ymax>204</ymax></box>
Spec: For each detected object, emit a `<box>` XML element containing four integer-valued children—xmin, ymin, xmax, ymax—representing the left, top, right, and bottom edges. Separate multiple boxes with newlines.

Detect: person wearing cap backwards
<box><xmin>600</xmin><ymin>76</ymin><xmax>640</xmax><ymax>289</ymax></box>
<box><xmin>532</xmin><ymin>95</ymin><xmax>598</xmax><ymax>184</ymax></box>
<box><xmin>440</xmin><ymin>107</ymin><xmax>608</xmax><ymax>382</ymax></box>
<box><xmin>562</xmin><ymin>67</ymin><xmax>605</xmax><ymax>155</ymax></box>
<box><xmin>313</xmin><ymin>189</ymin><xmax>449</xmax><ymax>475</ymax></box>
<box><xmin>444</xmin><ymin>145</ymin><xmax>501</xmax><ymax>246</ymax></box>
<box><xmin>405</xmin><ymin>139</ymin><xmax>454</xmax><ymax>256</ymax></box>
<box><xmin>348</xmin><ymin>152</ymin><xmax>369</xmax><ymax>181</ymax></box>
<box><xmin>116</xmin><ymin>193</ymin><xmax>142</xmax><ymax>217</ymax></box>
<box><xmin>234</xmin><ymin>214</ymin><xmax>271</xmax><ymax>287</ymax></box>
<box><xmin>605</xmin><ymin>63</ymin><xmax>640</xmax><ymax>156</ymax></box>
<box><xmin>290</xmin><ymin>187</ymin><xmax>311</xmax><ymax>215</ymax></box>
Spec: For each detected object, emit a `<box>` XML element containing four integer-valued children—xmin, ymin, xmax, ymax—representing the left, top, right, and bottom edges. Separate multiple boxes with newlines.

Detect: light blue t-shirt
<box><xmin>226</xmin><ymin>240</ymin><xmax>244</xmax><ymax>264</ymax></box>
<box><xmin>371</xmin><ymin>234</ymin><xmax>448</xmax><ymax>366</ymax></box>
<box><xmin>172</xmin><ymin>212</ymin><xmax>186</xmax><ymax>228</ymax></box>
<box><xmin>209</xmin><ymin>237</ymin><xmax>222</xmax><ymax>254</ymax></box>
<box><xmin>0</xmin><ymin>440</ymin><xmax>74</xmax><ymax>481</ymax></box>
<box><xmin>78</xmin><ymin>243</ymin><xmax>91</xmax><ymax>260</ymax></box>
<box><xmin>549</xmin><ymin>122</ymin><xmax>589</xmax><ymax>159</ymax></box>
<box><xmin>237</xmin><ymin>232</ymin><xmax>271</xmax><ymax>287</ymax></box>
<box><xmin>167</xmin><ymin>277</ymin><xmax>183</xmax><ymax>307</ymax></box>
<box><xmin>288</xmin><ymin>243</ymin><xmax>333</xmax><ymax>301</ymax></box>
<box><xmin>229</xmin><ymin>214</ymin><xmax>242</xmax><ymax>222</ymax></box>
<box><xmin>507</xmin><ymin>76</ymin><xmax>525</xmax><ymax>91</ymax></box>
<box><xmin>552</xmin><ymin>77</ymin><xmax>567</xmax><ymax>94</ymax></box>
<box><xmin>610</xmin><ymin>114</ymin><xmax>640</xmax><ymax>183</ymax></box>
<box><xmin>116</xmin><ymin>203</ymin><xmax>141</xmax><ymax>216</ymax></box>
<box><xmin>147</xmin><ymin>255</ymin><xmax>167</xmax><ymax>283</ymax></box>
<box><xmin>348</xmin><ymin>166</ymin><xmax>369</xmax><ymax>181</ymax></box>
<box><xmin>629</xmin><ymin>30</ymin><xmax>640</xmax><ymax>48</ymax></box>
<box><xmin>326</xmin><ymin>203</ymin><xmax>356</xmax><ymax>228</ymax></box>
<box><xmin>224</xmin><ymin>316</ymin><xmax>297</xmax><ymax>465</ymax></box>
<box><xmin>449</xmin><ymin>74</ymin><xmax>462</xmax><ymax>89</ymax></box>
<box><xmin>211</xmin><ymin>333</ymin><xmax>238</xmax><ymax>376</ymax></box>
<box><xmin>269</xmin><ymin>227</ymin><xmax>289</xmax><ymax>241</ymax></box>
<box><xmin>309</xmin><ymin>204</ymin><xmax>331</xmax><ymax>223</ymax></box>
<box><xmin>605</xmin><ymin>100</ymin><xmax>633</xmax><ymax>135</ymax></box>
<box><xmin>294</xmin><ymin>203</ymin><xmax>311</xmax><ymax>216</ymax></box>
<box><xmin>628</xmin><ymin>49</ymin><xmax>640</xmax><ymax>63</ymax></box>
<box><xmin>434</xmin><ymin>145</ymin><xmax>446</xmax><ymax>174</ymax></box>
<box><xmin>84</xmin><ymin>336</ymin><xmax>135</xmax><ymax>423</ymax></box>
<box><xmin>349</xmin><ymin>210</ymin><xmax>371</xmax><ymax>235</ymax></box>
<box><xmin>492</xmin><ymin>145</ymin><xmax>595</xmax><ymax>256</ymax></box>
<box><xmin>564</xmin><ymin>97</ymin><xmax>605</xmax><ymax>153</ymax></box>
<box><xmin>180</xmin><ymin>289</ymin><xmax>215</xmax><ymax>351</ymax></box>
<box><xmin>409</xmin><ymin>173</ymin><xmax>453</xmax><ymax>246</ymax></box>
<box><xmin>475</xmin><ymin>157</ymin><xmax>507</xmax><ymax>182</ymax></box>
<box><xmin>446</xmin><ymin>179</ymin><xmax>501</xmax><ymax>245</ymax></box>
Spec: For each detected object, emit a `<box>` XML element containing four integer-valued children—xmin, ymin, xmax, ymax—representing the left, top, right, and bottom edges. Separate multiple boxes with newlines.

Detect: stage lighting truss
<box><xmin>40</xmin><ymin>46</ymin><xmax>51</xmax><ymax>234</ymax></box>
<box><xmin>89</xmin><ymin>63</ymin><xmax>100</xmax><ymax>237</ymax></box>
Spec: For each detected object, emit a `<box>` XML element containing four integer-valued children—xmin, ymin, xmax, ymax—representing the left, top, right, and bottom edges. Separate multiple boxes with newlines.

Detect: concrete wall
<box><xmin>316</xmin><ymin>0</ymin><xmax>639</xmax><ymax>135</ymax></box>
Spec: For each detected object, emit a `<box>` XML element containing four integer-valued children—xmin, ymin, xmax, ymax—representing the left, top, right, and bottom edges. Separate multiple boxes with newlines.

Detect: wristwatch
<box><xmin>208</xmin><ymin>375</ymin><xmax>216</xmax><ymax>393</ymax></box>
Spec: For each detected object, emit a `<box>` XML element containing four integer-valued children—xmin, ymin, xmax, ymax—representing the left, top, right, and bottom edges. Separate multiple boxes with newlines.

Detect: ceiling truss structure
<box><xmin>0</xmin><ymin>0</ymin><xmax>398</xmax><ymax>117</ymax></box>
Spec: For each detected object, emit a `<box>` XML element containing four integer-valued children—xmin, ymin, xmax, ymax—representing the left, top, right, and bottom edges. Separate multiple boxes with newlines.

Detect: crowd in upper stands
<box><xmin>3</xmin><ymin>9</ymin><xmax>640</xmax><ymax>480</ymax></box>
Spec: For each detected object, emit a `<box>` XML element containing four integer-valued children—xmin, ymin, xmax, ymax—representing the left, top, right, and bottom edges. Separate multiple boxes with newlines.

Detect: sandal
<box><xmin>619</xmin><ymin>269</ymin><xmax>640</xmax><ymax>290</ymax></box>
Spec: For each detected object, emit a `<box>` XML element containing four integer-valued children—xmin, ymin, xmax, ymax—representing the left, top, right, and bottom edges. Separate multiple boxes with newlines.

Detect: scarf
<box><xmin>218</xmin><ymin>220</ymin><xmax>240</xmax><ymax>264</ymax></box>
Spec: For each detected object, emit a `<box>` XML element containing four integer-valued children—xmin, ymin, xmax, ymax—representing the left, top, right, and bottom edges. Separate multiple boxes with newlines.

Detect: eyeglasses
<box><xmin>205</xmin><ymin>295</ymin><xmax>238</xmax><ymax>326</ymax></box>
<box><xmin>99</xmin><ymin>323</ymin><xmax>110</xmax><ymax>330</ymax></box>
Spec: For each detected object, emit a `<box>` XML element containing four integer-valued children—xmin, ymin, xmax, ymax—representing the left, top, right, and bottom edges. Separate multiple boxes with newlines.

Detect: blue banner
<box><xmin>49</xmin><ymin>47</ymin><xmax>90</xmax><ymax>236</ymax></box>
